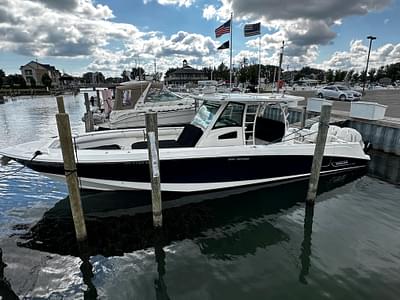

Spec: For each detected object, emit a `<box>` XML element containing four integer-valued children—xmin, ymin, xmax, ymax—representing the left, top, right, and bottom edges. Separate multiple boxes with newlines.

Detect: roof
<box><xmin>20</xmin><ymin>61</ymin><xmax>59</xmax><ymax>72</ymax></box>
<box><xmin>169</xmin><ymin>66</ymin><xmax>205</xmax><ymax>75</ymax></box>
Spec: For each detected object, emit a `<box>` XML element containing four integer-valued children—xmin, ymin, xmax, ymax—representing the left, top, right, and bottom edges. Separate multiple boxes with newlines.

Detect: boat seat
<box><xmin>131</xmin><ymin>124</ymin><xmax>203</xmax><ymax>149</ymax></box>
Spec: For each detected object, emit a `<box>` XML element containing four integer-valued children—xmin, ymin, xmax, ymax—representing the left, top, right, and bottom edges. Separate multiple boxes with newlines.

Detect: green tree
<box><xmin>5</xmin><ymin>74</ymin><xmax>26</xmax><ymax>88</ymax></box>
<box><xmin>352</xmin><ymin>72</ymin><xmax>360</xmax><ymax>82</ymax></box>
<box><xmin>130</xmin><ymin>67</ymin><xmax>145</xmax><ymax>80</ymax></box>
<box><xmin>326</xmin><ymin>69</ymin><xmax>334</xmax><ymax>82</ymax></box>
<box><xmin>215</xmin><ymin>63</ymin><xmax>229</xmax><ymax>81</ymax></box>
<box><xmin>121</xmin><ymin>70</ymin><xmax>130</xmax><ymax>82</ymax></box>
<box><xmin>41</xmin><ymin>73</ymin><xmax>52</xmax><ymax>88</ymax></box>
<box><xmin>0</xmin><ymin>69</ymin><xmax>5</xmax><ymax>88</ymax></box>
<box><xmin>368</xmin><ymin>68</ymin><xmax>376</xmax><ymax>82</ymax></box>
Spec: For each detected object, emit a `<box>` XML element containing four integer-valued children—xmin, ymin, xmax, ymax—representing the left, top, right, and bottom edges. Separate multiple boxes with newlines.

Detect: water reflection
<box><xmin>0</xmin><ymin>248</ymin><xmax>19</xmax><ymax>300</ymax></box>
<box><xmin>153</xmin><ymin>232</ymin><xmax>170</xmax><ymax>300</ymax></box>
<box><xmin>18</xmin><ymin>169</ymin><xmax>366</xmax><ymax>258</ymax></box>
<box><xmin>298</xmin><ymin>205</ymin><xmax>314</xmax><ymax>285</ymax></box>
<box><xmin>79</xmin><ymin>242</ymin><xmax>98</xmax><ymax>300</ymax></box>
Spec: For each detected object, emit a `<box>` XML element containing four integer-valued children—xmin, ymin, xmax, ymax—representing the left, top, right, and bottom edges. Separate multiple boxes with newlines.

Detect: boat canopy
<box><xmin>113</xmin><ymin>81</ymin><xmax>183</xmax><ymax>111</ymax></box>
<box><xmin>192</xmin><ymin>93</ymin><xmax>303</xmax><ymax>104</ymax></box>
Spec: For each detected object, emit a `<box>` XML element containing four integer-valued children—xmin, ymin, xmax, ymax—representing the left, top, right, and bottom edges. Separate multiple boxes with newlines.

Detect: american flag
<box><xmin>215</xmin><ymin>19</ymin><xmax>231</xmax><ymax>38</ymax></box>
<box><xmin>244</xmin><ymin>22</ymin><xmax>261</xmax><ymax>37</ymax></box>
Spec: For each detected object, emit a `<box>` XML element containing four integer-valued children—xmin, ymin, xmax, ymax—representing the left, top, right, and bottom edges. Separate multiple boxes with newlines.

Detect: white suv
<box><xmin>316</xmin><ymin>85</ymin><xmax>362</xmax><ymax>101</ymax></box>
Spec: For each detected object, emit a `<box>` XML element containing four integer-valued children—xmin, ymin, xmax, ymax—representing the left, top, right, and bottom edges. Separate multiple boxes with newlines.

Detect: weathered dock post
<box><xmin>300</xmin><ymin>106</ymin><xmax>307</xmax><ymax>129</ymax></box>
<box><xmin>83</xmin><ymin>93</ymin><xmax>94</xmax><ymax>132</ymax></box>
<box><xmin>96</xmin><ymin>90</ymin><xmax>101</xmax><ymax>109</ymax></box>
<box><xmin>145</xmin><ymin>112</ymin><xmax>163</xmax><ymax>227</ymax></box>
<box><xmin>55</xmin><ymin>96</ymin><xmax>88</xmax><ymax>242</ymax></box>
<box><xmin>306</xmin><ymin>104</ymin><xmax>332</xmax><ymax>204</ymax></box>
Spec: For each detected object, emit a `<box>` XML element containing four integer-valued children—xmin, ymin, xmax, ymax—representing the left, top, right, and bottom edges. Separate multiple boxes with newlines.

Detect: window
<box><xmin>214</xmin><ymin>102</ymin><xmax>244</xmax><ymax>129</ymax></box>
<box><xmin>191</xmin><ymin>101</ymin><xmax>220</xmax><ymax>130</ymax></box>
<box><xmin>337</xmin><ymin>86</ymin><xmax>349</xmax><ymax>91</ymax></box>
<box><xmin>24</xmin><ymin>69</ymin><xmax>33</xmax><ymax>75</ymax></box>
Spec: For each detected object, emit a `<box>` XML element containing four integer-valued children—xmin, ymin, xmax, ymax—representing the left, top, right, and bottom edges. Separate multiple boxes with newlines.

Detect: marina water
<box><xmin>0</xmin><ymin>94</ymin><xmax>399</xmax><ymax>299</ymax></box>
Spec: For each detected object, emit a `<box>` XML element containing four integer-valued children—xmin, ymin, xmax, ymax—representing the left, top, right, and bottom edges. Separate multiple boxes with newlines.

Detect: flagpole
<box><xmin>277</xmin><ymin>40</ymin><xmax>284</xmax><ymax>93</ymax></box>
<box><xmin>229</xmin><ymin>12</ymin><xmax>233</xmax><ymax>90</ymax></box>
<box><xmin>258</xmin><ymin>35</ymin><xmax>261</xmax><ymax>93</ymax></box>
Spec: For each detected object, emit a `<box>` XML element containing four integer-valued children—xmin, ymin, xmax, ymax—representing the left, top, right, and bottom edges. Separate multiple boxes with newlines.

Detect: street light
<box><xmin>362</xmin><ymin>35</ymin><xmax>377</xmax><ymax>94</ymax></box>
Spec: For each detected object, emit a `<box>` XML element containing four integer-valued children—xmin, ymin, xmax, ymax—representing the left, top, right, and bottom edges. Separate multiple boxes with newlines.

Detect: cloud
<box><xmin>33</xmin><ymin>0</ymin><xmax>79</xmax><ymax>11</ymax></box>
<box><xmin>203</xmin><ymin>0</ymin><xmax>392</xmax><ymax>65</ymax></box>
<box><xmin>312</xmin><ymin>40</ymin><xmax>400</xmax><ymax>71</ymax></box>
<box><xmin>202</xmin><ymin>4</ymin><xmax>217</xmax><ymax>20</ymax></box>
<box><xmin>206</xmin><ymin>0</ymin><xmax>391</xmax><ymax>23</ymax></box>
<box><xmin>143</xmin><ymin>0</ymin><xmax>195</xmax><ymax>8</ymax></box>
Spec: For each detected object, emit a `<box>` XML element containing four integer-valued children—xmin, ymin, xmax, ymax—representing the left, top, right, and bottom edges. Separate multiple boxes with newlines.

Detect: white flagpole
<box><xmin>229</xmin><ymin>12</ymin><xmax>233</xmax><ymax>90</ymax></box>
<box><xmin>258</xmin><ymin>34</ymin><xmax>261</xmax><ymax>93</ymax></box>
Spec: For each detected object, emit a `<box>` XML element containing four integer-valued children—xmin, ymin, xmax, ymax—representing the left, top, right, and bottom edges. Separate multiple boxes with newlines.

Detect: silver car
<box><xmin>316</xmin><ymin>85</ymin><xmax>362</xmax><ymax>101</ymax></box>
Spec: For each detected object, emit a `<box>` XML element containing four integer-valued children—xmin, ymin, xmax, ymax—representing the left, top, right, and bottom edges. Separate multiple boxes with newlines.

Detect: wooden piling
<box><xmin>306</xmin><ymin>104</ymin><xmax>332</xmax><ymax>204</ymax></box>
<box><xmin>96</xmin><ymin>90</ymin><xmax>101</xmax><ymax>109</ymax></box>
<box><xmin>145</xmin><ymin>112</ymin><xmax>163</xmax><ymax>227</ymax></box>
<box><xmin>300</xmin><ymin>106</ymin><xmax>307</xmax><ymax>129</ymax></box>
<box><xmin>83</xmin><ymin>93</ymin><xmax>94</xmax><ymax>132</ymax></box>
<box><xmin>56</xmin><ymin>97</ymin><xmax>87</xmax><ymax>242</ymax></box>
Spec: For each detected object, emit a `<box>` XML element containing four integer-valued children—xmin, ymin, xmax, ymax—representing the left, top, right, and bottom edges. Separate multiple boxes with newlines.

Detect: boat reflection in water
<box><xmin>18</xmin><ymin>168</ymin><xmax>366</xmax><ymax>257</ymax></box>
<box><xmin>13</xmin><ymin>168</ymin><xmax>368</xmax><ymax>299</ymax></box>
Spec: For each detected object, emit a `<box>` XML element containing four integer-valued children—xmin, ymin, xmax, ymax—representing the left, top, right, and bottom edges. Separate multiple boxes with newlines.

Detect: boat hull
<box><xmin>14</xmin><ymin>154</ymin><xmax>368</xmax><ymax>192</ymax></box>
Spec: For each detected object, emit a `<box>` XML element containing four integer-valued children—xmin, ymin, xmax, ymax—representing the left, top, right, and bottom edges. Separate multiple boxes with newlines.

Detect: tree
<box><xmin>0</xmin><ymin>69</ymin><xmax>5</xmax><ymax>88</ymax></box>
<box><xmin>164</xmin><ymin>68</ymin><xmax>177</xmax><ymax>79</ymax></box>
<box><xmin>5</xmin><ymin>74</ymin><xmax>26</xmax><ymax>88</ymax></box>
<box><xmin>82</xmin><ymin>72</ymin><xmax>93</xmax><ymax>84</ymax></box>
<box><xmin>326</xmin><ymin>69</ymin><xmax>334</xmax><ymax>82</ymax></box>
<box><xmin>41</xmin><ymin>73</ymin><xmax>52</xmax><ymax>88</ymax></box>
<box><xmin>215</xmin><ymin>63</ymin><xmax>229</xmax><ymax>81</ymax></box>
<box><xmin>121</xmin><ymin>70</ymin><xmax>130</xmax><ymax>82</ymax></box>
<box><xmin>352</xmin><ymin>72</ymin><xmax>360</xmax><ymax>82</ymax></box>
<box><xmin>334</xmin><ymin>69</ymin><xmax>346</xmax><ymax>82</ymax></box>
<box><xmin>130</xmin><ymin>67</ymin><xmax>145</xmax><ymax>80</ymax></box>
<box><xmin>368</xmin><ymin>68</ymin><xmax>376</xmax><ymax>82</ymax></box>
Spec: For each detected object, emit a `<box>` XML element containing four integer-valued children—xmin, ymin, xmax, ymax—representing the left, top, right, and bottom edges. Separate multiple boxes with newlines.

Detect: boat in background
<box><xmin>0</xmin><ymin>92</ymin><xmax>369</xmax><ymax>196</ymax></box>
<box><xmin>94</xmin><ymin>81</ymin><xmax>196</xmax><ymax>130</ymax></box>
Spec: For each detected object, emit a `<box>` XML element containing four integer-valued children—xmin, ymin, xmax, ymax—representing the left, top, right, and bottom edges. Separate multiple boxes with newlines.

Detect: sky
<box><xmin>0</xmin><ymin>0</ymin><xmax>399</xmax><ymax>77</ymax></box>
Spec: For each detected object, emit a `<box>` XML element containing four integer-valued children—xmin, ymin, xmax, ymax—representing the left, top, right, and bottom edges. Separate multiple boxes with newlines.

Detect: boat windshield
<box><xmin>145</xmin><ymin>87</ymin><xmax>183</xmax><ymax>102</ymax></box>
<box><xmin>191</xmin><ymin>101</ymin><xmax>220</xmax><ymax>130</ymax></box>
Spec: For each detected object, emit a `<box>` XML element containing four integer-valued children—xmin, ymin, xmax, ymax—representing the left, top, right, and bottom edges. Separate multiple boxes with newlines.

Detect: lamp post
<box><xmin>362</xmin><ymin>35</ymin><xmax>376</xmax><ymax>94</ymax></box>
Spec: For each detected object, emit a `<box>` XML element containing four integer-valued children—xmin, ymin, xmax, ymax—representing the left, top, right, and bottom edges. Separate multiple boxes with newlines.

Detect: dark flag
<box><xmin>217</xmin><ymin>40</ymin><xmax>229</xmax><ymax>50</ymax></box>
<box><xmin>244</xmin><ymin>22</ymin><xmax>261</xmax><ymax>37</ymax></box>
<box><xmin>215</xmin><ymin>19</ymin><xmax>231</xmax><ymax>38</ymax></box>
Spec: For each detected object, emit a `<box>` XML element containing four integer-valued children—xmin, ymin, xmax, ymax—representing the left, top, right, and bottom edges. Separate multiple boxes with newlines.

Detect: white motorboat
<box><xmin>1</xmin><ymin>92</ymin><xmax>369</xmax><ymax>194</ymax></box>
<box><xmin>95</xmin><ymin>81</ymin><xmax>196</xmax><ymax>130</ymax></box>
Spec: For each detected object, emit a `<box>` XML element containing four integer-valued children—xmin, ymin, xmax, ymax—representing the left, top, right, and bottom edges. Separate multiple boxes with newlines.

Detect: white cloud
<box><xmin>312</xmin><ymin>40</ymin><xmax>400</xmax><ymax>71</ymax></box>
<box><xmin>202</xmin><ymin>4</ymin><xmax>217</xmax><ymax>20</ymax></box>
<box><xmin>143</xmin><ymin>0</ymin><xmax>195</xmax><ymax>8</ymax></box>
<box><xmin>384</xmin><ymin>18</ymin><xmax>390</xmax><ymax>24</ymax></box>
<box><xmin>203</xmin><ymin>0</ymin><xmax>392</xmax><ymax>69</ymax></box>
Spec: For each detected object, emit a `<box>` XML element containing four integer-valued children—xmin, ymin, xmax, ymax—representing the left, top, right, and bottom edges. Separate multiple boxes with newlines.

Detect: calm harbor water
<box><xmin>0</xmin><ymin>95</ymin><xmax>399</xmax><ymax>299</ymax></box>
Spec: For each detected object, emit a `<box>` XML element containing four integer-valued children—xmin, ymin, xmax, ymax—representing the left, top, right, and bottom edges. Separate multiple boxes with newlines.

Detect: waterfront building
<box><xmin>165</xmin><ymin>60</ymin><xmax>208</xmax><ymax>86</ymax></box>
<box><xmin>20</xmin><ymin>61</ymin><xmax>61</xmax><ymax>87</ymax></box>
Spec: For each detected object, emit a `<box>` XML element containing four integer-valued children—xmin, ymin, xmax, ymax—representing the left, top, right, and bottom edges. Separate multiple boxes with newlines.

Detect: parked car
<box><xmin>316</xmin><ymin>85</ymin><xmax>362</xmax><ymax>101</ymax></box>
